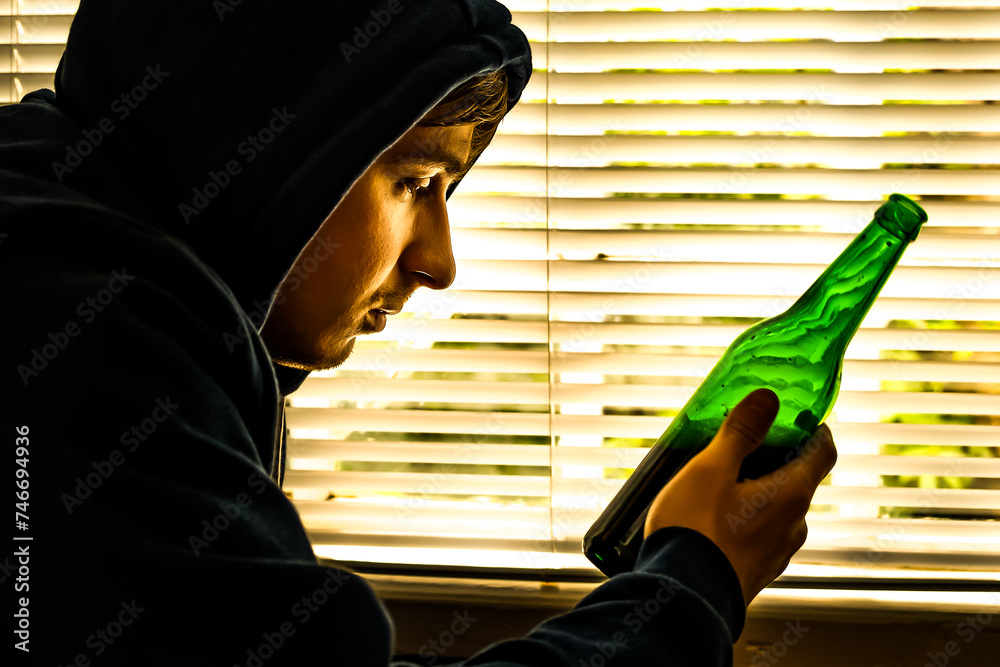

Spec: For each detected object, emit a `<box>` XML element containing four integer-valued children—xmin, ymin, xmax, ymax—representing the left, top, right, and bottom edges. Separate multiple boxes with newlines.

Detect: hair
<box><xmin>418</xmin><ymin>68</ymin><xmax>509</xmax><ymax>170</ymax></box>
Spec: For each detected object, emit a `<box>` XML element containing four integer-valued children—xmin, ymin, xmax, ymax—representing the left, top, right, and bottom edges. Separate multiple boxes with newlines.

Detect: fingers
<box><xmin>787</xmin><ymin>423</ymin><xmax>838</xmax><ymax>489</ymax></box>
<box><xmin>706</xmin><ymin>388</ymin><xmax>780</xmax><ymax>466</ymax></box>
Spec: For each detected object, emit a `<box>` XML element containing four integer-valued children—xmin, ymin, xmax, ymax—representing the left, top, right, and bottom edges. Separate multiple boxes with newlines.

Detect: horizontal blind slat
<box><xmin>3</xmin><ymin>15</ymin><xmax>73</xmax><ymax>45</ymax></box>
<box><xmin>310</xmin><ymin>544</ymin><xmax>999</xmax><ymax>573</ymax></box>
<box><xmin>285</xmin><ymin>471</ymin><xmax>1000</xmax><ymax>511</ymax></box>
<box><xmin>445</xmin><ymin>227</ymin><xmax>1000</xmax><ymax>270</ymax></box>
<box><xmin>0</xmin><ymin>43</ymin><xmax>64</xmax><ymax>73</ymax></box>
<box><xmin>285</xmin><ymin>470</ymin><xmax>550</xmax><ymax>496</ymax></box>
<box><xmin>445</xmin><ymin>259</ymin><xmax>1000</xmax><ymax>300</ymax></box>
<box><xmin>295</xmin><ymin>500</ymin><xmax>1000</xmax><ymax>542</ymax></box>
<box><xmin>290</xmin><ymin>409</ymin><xmax>1000</xmax><ymax>444</ymax></box>
<box><xmin>541</xmin><ymin>72</ymin><xmax>1000</xmax><ymax>104</ymax></box>
<box><xmin>506</xmin><ymin>0</ymin><xmax>1000</xmax><ymax>11</ymax></box>
<box><xmin>288</xmin><ymin>442</ymin><xmax>1000</xmax><ymax>479</ymax></box>
<box><xmin>458</xmin><ymin>166</ymin><xmax>1000</xmax><ymax>197</ymax></box>
<box><xmin>347</xmin><ymin>319</ymin><xmax>1000</xmax><ymax>351</ymax></box>
<box><xmin>292</xmin><ymin>378</ymin><xmax>1000</xmax><ymax>415</ymax></box>
<box><xmin>3</xmin><ymin>1</ymin><xmax>80</xmax><ymax>15</ymax></box>
<box><xmin>545</xmin><ymin>41</ymin><xmax>1000</xmax><ymax>73</ymax></box>
<box><xmin>500</xmin><ymin>103</ymin><xmax>1000</xmax><ymax>135</ymax></box>
<box><xmin>326</xmin><ymin>347</ymin><xmax>1000</xmax><ymax>383</ymax></box>
<box><xmin>0</xmin><ymin>72</ymin><xmax>50</xmax><ymax>102</ymax></box>
<box><xmin>510</xmin><ymin>10</ymin><xmax>1000</xmax><ymax>42</ymax></box>
<box><xmin>446</xmin><ymin>196</ymin><xmax>1000</xmax><ymax>228</ymax></box>
<box><xmin>404</xmin><ymin>290</ymin><xmax>1000</xmax><ymax>324</ymax></box>
<box><xmin>289</xmin><ymin>440</ymin><xmax>553</xmax><ymax>466</ymax></box>
<box><xmin>484</xmin><ymin>134</ymin><xmax>1000</xmax><ymax>167</ymax></box>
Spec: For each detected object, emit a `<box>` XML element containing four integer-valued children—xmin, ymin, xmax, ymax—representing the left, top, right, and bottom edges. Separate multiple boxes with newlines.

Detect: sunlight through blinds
<box><xmin>1</xmin><ymin>1</ymin><xmax>76</xmax><ymax>103</ymax></box>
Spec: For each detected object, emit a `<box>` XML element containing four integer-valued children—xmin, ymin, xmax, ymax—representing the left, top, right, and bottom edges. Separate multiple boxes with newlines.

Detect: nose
<box><xmin>401</xmin><ymin>192</ymin><xmax>456</xmax><ymax>290</ymax></box>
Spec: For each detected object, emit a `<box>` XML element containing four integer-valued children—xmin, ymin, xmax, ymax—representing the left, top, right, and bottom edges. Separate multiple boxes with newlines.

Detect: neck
<box><xmin>785</xmin><ymin>218</ymin><xmax>909</xmax><ymax>355</ymax></box>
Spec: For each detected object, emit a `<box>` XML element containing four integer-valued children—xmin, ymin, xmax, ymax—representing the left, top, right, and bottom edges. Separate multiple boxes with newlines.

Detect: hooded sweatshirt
<box><xmin>1</xmin><ymin>1</ymin><xmax>744</xmax><ymax>664</ymax></box>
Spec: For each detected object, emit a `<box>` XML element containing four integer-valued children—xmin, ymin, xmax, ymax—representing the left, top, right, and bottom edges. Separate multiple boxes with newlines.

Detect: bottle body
<box><xmin>583</xmin><ymin>194</ymin><xmax>928</xmax><ymax>576</ymax></box>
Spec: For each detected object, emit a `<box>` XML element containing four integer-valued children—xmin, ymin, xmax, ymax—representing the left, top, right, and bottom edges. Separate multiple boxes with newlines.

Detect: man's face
<box><xmin>261</xmin><ymin>122</ymin><xmax>474</xmax><ymax>370</ymax></box>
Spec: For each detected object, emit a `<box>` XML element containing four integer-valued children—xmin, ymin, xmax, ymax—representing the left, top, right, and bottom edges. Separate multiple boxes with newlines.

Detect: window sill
<box><xmin>334</xmin><ymin>560</ymin><xmax>1000</xmax><ymax>663</ymax></box>
<box><xmin>360</xmin><ymin>568</ymin><xmax>998</xmax><ymax>620</ymax></box>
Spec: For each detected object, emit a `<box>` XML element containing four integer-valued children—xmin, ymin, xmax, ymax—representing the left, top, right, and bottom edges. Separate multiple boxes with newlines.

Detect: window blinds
<box><xmin>8</xmin><ymin>1</ymin><xmax>998</xmax><ymax>583</ymax></box>
<box><xmin>1</xmin><ymin>1</ymin><xmax>75</xmax><ymax>104</ymax></box>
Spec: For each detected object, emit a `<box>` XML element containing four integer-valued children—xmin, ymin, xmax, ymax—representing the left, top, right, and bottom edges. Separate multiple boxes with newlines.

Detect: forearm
<box><xmin>393</xmin><ymin>527</ymin><xmax>744</xmax><ymax>667</ymax></box>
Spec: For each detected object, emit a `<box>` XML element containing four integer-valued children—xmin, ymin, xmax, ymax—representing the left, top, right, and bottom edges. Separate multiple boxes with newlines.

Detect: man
<box><xmin>2</xmin><ymin>1</ymin><xmax>834</xmax><ymax>665</ymax></box>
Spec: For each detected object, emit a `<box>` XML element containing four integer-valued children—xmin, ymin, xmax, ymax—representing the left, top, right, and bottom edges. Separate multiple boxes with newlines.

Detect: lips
<box><xmin>365</xmin><ymin>309</ymin><xmax>388</xmax><ymax>333</ymax></box>
<box><xmin>362</xmin><ymin>303</ymin><xmax>404</xmax><ymax>334</ymax></box>
<box><xmin>366</xmin><ymin>306</ymin><xmax>401</xmax><ymax>333</ymax></box>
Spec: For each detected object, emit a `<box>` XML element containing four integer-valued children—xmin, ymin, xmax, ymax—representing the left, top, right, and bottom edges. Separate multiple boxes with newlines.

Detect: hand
<box><xmin>643</xmin><ymin>388</ymin><xmax>837</xmax><ymax>606</ymax></box>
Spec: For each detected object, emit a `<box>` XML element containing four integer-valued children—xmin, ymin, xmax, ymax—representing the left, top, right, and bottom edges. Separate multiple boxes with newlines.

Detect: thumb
<box><xmin>702</xmin><ymin>388</ymin><xmax>780</xmax><ymax>470</ymax></box>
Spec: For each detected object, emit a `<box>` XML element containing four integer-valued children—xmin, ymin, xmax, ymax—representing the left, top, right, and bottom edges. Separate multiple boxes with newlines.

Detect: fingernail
<box><xmin>750</xmin><ymin>387</ymin><xmax>779</xmax><ymax>413</ymax></box>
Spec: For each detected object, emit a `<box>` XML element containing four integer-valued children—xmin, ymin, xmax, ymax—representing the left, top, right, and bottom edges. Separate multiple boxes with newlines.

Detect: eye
<box><xmin>400</xmin><ymin>176</ymin><xmax>432</xmax><ymax>197</ymax></box>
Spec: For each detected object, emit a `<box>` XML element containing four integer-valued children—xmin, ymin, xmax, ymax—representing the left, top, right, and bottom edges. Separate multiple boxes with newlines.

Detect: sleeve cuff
<box><xmin>633</xmin><ymin>525</ymin><xmax>747</xmax><ymax>641</ymax></box>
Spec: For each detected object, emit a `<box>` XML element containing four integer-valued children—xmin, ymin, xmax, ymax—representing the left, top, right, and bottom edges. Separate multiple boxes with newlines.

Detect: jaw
<box><xmin>262</xmin><ymin>309</ymin><xmax>360</xmax><ymax>371</ymax></box>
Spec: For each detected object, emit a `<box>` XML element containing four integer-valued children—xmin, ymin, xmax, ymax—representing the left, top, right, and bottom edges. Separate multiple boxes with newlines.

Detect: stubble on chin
<box><xmin>304</xmin><ymin>331</ymin><xmax>357</xmax><ymax>372</ymax></box>
<box><xmin>319</xmin><ymin>335</ymin><xmax>357</xmax><ymax>371</ymax></box>
<box><xmin>270</xmin><ymin>331</ymin><xmax>357</xmax><ymax>372</ymax></box>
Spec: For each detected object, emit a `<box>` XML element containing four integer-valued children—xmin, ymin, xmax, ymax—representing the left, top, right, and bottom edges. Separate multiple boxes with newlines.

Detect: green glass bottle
<box><xmin>583</xmin><ymin>194</ymin><xmax>928</xmax><ymax>577</ymax></box>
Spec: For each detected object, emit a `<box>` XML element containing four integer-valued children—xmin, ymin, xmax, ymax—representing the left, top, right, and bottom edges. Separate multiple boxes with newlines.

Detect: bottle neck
<box><xmin>784</xmin><ymin>218</ymin><xmax>909</xmax><ymax>351</ymax></box>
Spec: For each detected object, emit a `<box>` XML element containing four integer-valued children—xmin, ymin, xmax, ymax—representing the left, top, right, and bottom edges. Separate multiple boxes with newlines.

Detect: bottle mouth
<box><xmin>874</xmin><ymin>193</ymin><xmax>928</xmax><ymax>243</ymax></box>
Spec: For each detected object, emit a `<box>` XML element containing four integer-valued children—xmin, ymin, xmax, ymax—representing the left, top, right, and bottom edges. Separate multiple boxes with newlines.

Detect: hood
<box><xmin>7</xmin><ymin>0</ymin><xmax>531</xmax><ymax>394</ymax></box>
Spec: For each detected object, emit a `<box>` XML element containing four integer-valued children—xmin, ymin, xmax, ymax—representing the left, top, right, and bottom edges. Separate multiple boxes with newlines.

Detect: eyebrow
<box><xmin>392</xmin><ymin>151</ymin><xmax>469</xmax><ymax>181</ymax></box>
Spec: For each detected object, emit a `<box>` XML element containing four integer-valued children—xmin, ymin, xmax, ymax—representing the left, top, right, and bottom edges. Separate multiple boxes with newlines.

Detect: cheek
<box><xmin>296</xmin><ymin>175</ymin><xmax>408</xmax><ymax>305</ymax></box>
<box><xmin>352</xmin><ymin>193</ymin><xmax>409</xmax><ymax>282</ymax></box>
<box><xmin>357</xmin><ymin>215</ymin><xmax>395</xmax><ymax>261</ymax></box>
<box><xmin>309</xmin><ymin>228</ymin><xmax>396</xmax><ymax>312</ymax></box>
